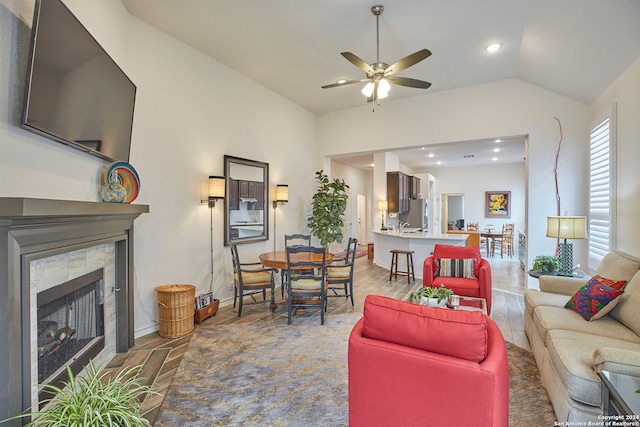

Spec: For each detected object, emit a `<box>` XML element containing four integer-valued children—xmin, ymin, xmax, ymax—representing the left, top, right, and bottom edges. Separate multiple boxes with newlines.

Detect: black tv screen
<box><xmin>22</xmin><ymin>0</ymin><xmax>136</xmax><ymax>162</ymax></box>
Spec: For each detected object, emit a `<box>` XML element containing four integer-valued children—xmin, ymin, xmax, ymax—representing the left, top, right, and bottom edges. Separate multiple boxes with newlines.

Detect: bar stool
<box><xmin>389</xmin><ymin>249</ymin><xmax>415</xmax><ymax>283</ymax></box>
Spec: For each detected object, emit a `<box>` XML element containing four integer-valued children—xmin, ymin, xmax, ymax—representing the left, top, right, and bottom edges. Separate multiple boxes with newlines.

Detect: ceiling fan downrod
<box><xmin>372</xmin><ymin>5</ymin><xmax>383</xmax><ymax>65</ymax></box>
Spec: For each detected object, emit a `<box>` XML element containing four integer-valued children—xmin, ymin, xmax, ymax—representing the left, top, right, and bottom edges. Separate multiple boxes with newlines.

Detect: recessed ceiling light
<box><xmin>493</xmin><ymin>148</ymin><xmax>500</xmax><ymax>153</ymax></box>
<box><xmin>486</xmin><ymin>43</ymin><xmax>502</xmax><ymax>53</ymax></box>
<box><xmin>428</xmin><ymin>153</ymin><xmax>435</xmax><ymax>158</ymax></box>
<box><xmin>436</xmin><ymin>161</ymin><xmax>442</xmax><ymax>165</ymax></box>
<box><xmin>492</xmin><ymin>157</ymin><xmax>498</xmax><ymax>161</ymax></box>
<box><xmin>495</xmin><ymin>139</ymin><xmax>501</xmax><ymax>143</ymax></box>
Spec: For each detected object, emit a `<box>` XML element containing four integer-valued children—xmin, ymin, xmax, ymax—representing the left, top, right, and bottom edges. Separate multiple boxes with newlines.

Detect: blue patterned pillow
<box><xmin>434</xmin><ymin>258</ymin><xmax>476</xmax><ymax>279</ymax></box>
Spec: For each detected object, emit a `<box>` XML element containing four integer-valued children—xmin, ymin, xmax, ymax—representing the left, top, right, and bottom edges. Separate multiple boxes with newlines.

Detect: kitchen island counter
<box><xmin>372</xmin><ymin>230</ymin><xmax>467</xmax><ymax>280</ymax></box>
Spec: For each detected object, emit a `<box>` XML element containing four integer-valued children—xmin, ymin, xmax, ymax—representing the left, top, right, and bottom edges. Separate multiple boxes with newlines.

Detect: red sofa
<box><xmin>349</xmin><ymin>295</ymin><xmax>509</xmax><ymax>427</ymax></box>
<box><xmin>423</xmin><ymin>244</ymin><xmax>493</xmax><ymax>314</ymax></box>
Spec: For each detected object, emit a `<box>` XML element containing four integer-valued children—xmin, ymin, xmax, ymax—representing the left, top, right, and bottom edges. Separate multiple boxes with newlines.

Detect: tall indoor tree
<box><xmin>307</xmin><ymin>170</ymin><xmax>350</xmax><ymax>247</ymax></box>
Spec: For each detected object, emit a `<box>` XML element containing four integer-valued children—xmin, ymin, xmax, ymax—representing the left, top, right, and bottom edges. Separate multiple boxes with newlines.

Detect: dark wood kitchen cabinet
<box><xmin>410</xmin><ymin>176</ymin><xmax>421</xmax><ymax>199</ymax></box>
<box><xmin>387</xmin><ymin>171</ymin><xmax>411</xmax><ymax>213</ymax></box>
<box><xmin>229</xmin><ymin>179</ymin><xmax>240</xmax><ymax>210</ymax></box>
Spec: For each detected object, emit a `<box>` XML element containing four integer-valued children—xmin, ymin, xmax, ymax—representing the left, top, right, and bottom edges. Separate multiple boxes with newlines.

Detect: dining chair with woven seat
<box><xmin>326</xmin><ymin>237</ymin><xmax>358</xmax><ymax>306</ymax></box>
<box><xmin>230</xmin><ymin>243</ymin><xmax>276</xmax><ymax>317</ymax></box>
<box><xmin>491</xmin><ymin>223</ymin><xmax>514</xmax><ymax>258</ymax></box>
<box><xmin>286</xmin><ymin>245</ymin><xmax>327</xmax><ymax>325</ymax></box>
<box><xmin>280</xmin><ymin>234</ymin><xmax>313</xmax><ymax>297</ymax></box>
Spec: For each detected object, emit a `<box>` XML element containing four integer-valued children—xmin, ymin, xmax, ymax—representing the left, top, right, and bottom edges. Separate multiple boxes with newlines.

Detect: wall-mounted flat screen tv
<box><xmin>22</xmin><ymin>0</ymin><xmax>136</xmax><ymax>163</ymax></box>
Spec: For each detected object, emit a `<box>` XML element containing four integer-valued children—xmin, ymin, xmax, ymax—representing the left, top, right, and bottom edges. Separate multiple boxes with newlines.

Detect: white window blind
<box><xmin>588</xmin><ymin>105</ymin><xmax>616</xmax><ymax>270</ymax></box>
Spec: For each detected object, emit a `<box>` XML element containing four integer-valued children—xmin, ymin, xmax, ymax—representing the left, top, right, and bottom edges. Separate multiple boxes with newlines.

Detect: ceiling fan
<box><xmin>321</xmin><ymin>5</ymin><xmax>432</xmax><ymax>106</ymax></box>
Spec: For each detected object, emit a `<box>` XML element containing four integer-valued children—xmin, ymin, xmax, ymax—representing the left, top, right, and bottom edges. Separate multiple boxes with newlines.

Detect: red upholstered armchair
<box><xmin>423</xmin><ymin>244</ymin><xmax>493</xmax><ymax>314</ymax></box>
<box><xmin>349</xmin><ymin>295</ymin><xmax>509</xmax><ymax>427</ymax></box>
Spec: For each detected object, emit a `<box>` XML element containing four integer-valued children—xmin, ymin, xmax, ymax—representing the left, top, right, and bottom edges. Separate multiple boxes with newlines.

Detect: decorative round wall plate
<box><xmin>104</xmin><ymin>161</ymin><xmax>140</xmax><ymax>203</ymax></box>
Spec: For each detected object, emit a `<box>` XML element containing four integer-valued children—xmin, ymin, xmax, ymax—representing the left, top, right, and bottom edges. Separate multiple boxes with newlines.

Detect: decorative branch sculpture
<box><xmin>552</xmin><ymin>116</ymin><xmax>563</xmax><ymax>256</ymax></box>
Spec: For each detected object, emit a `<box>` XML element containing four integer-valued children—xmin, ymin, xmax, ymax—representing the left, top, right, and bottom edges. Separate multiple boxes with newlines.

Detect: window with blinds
<box><xmin>588</xmin><ymin>104</ymin><xmax>616</xmax><ymax>270</ymax></box>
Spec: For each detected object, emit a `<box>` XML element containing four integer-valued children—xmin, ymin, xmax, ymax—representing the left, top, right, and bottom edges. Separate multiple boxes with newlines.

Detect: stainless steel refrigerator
<box><xmin>399</xmin><ymin>199</ymin><xmax>428</xmax><ymax>231</ymax></box>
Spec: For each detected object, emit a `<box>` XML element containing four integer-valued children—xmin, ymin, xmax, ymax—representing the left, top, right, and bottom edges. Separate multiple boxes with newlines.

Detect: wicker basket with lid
<box><xmin>154</xmin><ymin>284</ymin><xmax>196</xmax><ymax>338</ymax></box>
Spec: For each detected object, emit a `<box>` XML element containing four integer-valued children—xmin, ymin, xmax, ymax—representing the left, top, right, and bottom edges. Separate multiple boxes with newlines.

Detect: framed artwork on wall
<box><xmin>486</xmin><ymin>191</ymin><xmax>511</xmax><ymax>218</ymax></box>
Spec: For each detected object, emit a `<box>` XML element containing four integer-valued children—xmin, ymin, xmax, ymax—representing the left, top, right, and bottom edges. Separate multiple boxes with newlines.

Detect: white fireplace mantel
<box><xmin>0</xmin><ymin>198</ymin><xmax>148</xmax><ymax>424</ymax></box>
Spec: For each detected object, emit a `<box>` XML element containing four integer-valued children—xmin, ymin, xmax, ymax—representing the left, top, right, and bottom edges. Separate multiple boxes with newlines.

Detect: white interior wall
<box><xmin>318</xmin><ymin>79</ymin><xmax>590</xmax><ymax>275</ymax></box>
<box><xmin>429</xmin><ymin>162</ymin><xmax>526</xmax><ymax>236</ymax></box>
<box><xmin>0</xmin><ymin>0</ymin><xmax>317</xmax><ymax>337</ymax></box>
<box><xmin>2</xmin><ymin>0</ymin><xmax>639</xmax><ymax>337</ymax></box>
<box><xmin>591</xmin><ymin>57</ymin><xmax>640</xmax><ymax>257</ymax></box>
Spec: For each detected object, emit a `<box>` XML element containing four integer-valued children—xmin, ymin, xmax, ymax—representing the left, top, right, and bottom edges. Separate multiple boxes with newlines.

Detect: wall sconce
<box><xmin>200</xmin><ymin>175</ymin><xmax>225</xmax><ymax>293</ymax></box>
<box><xmin>273</xmin><ymin>184</ymin><xmax>289</xmax><ymax>208</ymax></box>
<box><xmin>377</xmin><ymin>200</ymin><xmax>388</xmax><ymax>231</ymax></box>
<box><xmin>202</xmin><ymin>176</ymin><xmax>225</xmax><ymax>208</ymax></box>
<box><xmin>273</xmin><ymin>184</ymin><xmax>288</xmax><ymax>252</ymax></box>
<box><xmin>546</xmin><ymin>216</ymin><xmax>587</xmax><ymax>276</ymax></box>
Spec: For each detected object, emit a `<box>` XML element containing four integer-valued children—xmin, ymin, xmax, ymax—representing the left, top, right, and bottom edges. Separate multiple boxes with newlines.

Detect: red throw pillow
<box><xmin>433</xmin><ymin>244</ymin><xmax>481</xmax><ymax>276</ymax></box>
<box><xmin>565</xmin><ymin>275</ymin><xmax>627</xmax><ymax>321</ymax></box>
<box><xmin>362</xmin><ymin>294</ymin><xmax>488</xmax><ymax>362</ymax></box>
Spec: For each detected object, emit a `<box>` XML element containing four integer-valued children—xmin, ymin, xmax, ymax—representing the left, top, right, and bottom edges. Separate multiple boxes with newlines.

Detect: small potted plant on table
<box><xmin>530</xmin><ymin>255</ymin><xmax>560</xmax><ymax>276</ymax></box>
<box><xmin>410</xmin><ymin>284</ymin><xmax>454</xmax><ymax>307</ymax></box>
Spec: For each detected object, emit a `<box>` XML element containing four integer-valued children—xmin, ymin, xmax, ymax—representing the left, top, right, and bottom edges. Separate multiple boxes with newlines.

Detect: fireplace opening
<box><xmin>36</xmin><ymin>268</ymin><xmax>105</xmax><ymax>404</ymax></box>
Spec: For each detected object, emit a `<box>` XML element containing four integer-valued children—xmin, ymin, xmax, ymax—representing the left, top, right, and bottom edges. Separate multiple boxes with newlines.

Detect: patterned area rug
<box><xmin>354</xmin><ymin>249</ymin><xmax>368</xmax><ymax>259</ymax></box>
<box><xmin>154</xmin><ymin>314</ymin><xmax>556</xmax><ymax>426</ymax></box>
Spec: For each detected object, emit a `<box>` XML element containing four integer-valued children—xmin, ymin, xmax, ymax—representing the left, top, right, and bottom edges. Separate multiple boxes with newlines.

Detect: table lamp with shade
<box><xmin>546</xmin><ymin>216</ymin><xmax>587</xmax><ymax>276</ymax></box>
<box><xmin>377</xmin><ymin>200</ymin><xmax>388</xmax><ymax>231</ymax></box>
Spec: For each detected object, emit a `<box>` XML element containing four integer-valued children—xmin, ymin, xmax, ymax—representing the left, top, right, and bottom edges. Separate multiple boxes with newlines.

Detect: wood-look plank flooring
<box><xmin>105</xmin><ymin>247</ymin><xmax>526</xmax><ymax>425</ymax></box>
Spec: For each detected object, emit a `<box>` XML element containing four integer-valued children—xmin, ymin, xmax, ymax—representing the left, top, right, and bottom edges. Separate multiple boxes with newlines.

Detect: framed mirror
<box><xmin>224</xmin><ymin>155</ymin><xmax>269</xmax><ymax>245</ymax></box>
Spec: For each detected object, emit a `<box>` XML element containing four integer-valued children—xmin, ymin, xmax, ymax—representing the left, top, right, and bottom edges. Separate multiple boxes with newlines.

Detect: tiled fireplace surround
<box><xmin>0</xmin><ymin>198</ymin><xmax>148</xmax><ymax>423</ymax></box>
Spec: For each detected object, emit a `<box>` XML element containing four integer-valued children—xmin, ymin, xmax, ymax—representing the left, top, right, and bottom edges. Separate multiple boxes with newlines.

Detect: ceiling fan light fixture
<box><xmin>361</xmin><ymin>81</ymin><xmax>375</xmax><ymax>97</ymax></box>
<box><xmin>378</xmin><ymin>78</ymin><xmax>391</xmax><ymax>94</ymax></box>
<box><xmin>322</xmin><ymin>4</ymin><xmax>431</xmax><ymax>109</ymax></box>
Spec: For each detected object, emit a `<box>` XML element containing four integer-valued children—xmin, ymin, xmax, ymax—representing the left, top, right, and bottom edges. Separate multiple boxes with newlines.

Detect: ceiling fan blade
<box><xmin>321</xmin><ymin>79</ymin><xmax>365</xmax><ymax>89</ymax></box>
<box><xmin>386</xmin><ymin>76</ymin><xmax>432</xmax><ymax>89</ymax></box>
<box><xmin>384</xmin><ymin>49</ymin><xmax>432</xmax><ymax>76</ymax></box>
<box><xmin>341</xmin><ymin>52</ymin><xmax>373</xmax><ymax>74</ymax></box>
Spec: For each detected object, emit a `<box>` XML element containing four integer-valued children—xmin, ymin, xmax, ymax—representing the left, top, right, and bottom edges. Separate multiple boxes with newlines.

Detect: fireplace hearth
<box><xmin>0</xmin><ymin>198</ymin><xmax>148</xmax><ymax>425</ymax></box>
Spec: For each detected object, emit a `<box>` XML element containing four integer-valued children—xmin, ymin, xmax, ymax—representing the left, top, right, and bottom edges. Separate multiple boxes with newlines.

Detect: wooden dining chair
<box><xmin>281</xmin><ymin>234</ymin><xmax>313</xmax><ymax>297</ymax></box>
<box><xmin>492</xmin><ymin>223</ymin><xmax>514</xmax><ymax>258</ymax></box>
<box><xmin>326</xmin><ymin>238</ymin><xmax>358</xmax><ymax>306</ymax></box>
<box><xmin>286</xmin><ymin>245</ymin><xmax>327</xmax><ymax>325</ymax></box>
<box><xmin>230</xmin><ymin>243</ymin><xmax>276</xmax><ymax>317</ymax></box>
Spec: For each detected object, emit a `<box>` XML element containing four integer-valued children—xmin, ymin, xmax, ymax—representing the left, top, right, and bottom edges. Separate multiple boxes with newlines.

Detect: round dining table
<box><xmin>259</xmin><ymin>250</ymin><xmax>335</xmax><ymax>310</ymax></box>
<box><xmin>259</xmin><ymin>250</ymin><xmax>335</xmax><ymax>270</ymax></box>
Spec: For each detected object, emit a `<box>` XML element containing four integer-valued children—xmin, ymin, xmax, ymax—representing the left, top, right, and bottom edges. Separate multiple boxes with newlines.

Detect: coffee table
<box><xmin>599</xmin><ymin>370</ymin><xmax>640</xmax><ymax>421</ymax></box>
<box><xmin>454</xmin><ymin>296</ymin><xmax>487</xmax><ymax>315</ymax></box>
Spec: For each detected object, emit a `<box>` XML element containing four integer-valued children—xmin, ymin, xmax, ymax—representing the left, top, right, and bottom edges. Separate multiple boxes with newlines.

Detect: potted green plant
<box><xmin>307</xmin><ymin>170</ymin><xmax>350</xmax><ymax>247</ymax></box>
<box><xmin>410</xmin><ymin>284</ymin><xmax>454</xmax><ymax>307</ymax></box>
<box><xmin>531</xmin><ymin>255</ymin><xmax>560</xmax><ymax>275</ymax></box>
<box><xmin>3</xmin><ymin>361</ymin><xmax>153</xmax><ymax>426</ymax></box>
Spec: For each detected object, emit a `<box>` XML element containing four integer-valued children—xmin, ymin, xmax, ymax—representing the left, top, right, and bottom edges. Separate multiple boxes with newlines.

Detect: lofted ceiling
<box><xmin>121</xmin><ymin>0</ymin><xmax>639</xmax><ymax>169</ymax></box>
